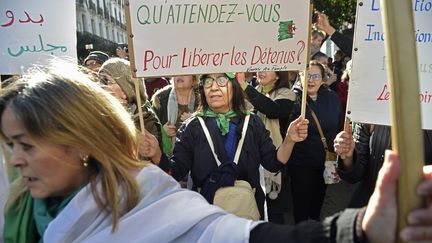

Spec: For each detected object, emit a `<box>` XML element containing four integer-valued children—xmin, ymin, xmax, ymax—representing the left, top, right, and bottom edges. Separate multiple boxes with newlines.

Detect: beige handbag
<box><xmin>197</xmin><ymin>115</ymin><xmax>260</xmax><ymax>220</ymax></box>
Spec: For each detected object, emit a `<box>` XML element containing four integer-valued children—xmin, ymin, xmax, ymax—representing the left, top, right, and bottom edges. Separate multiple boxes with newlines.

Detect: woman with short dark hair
<box><xmin>143</xmin><ymin>72</ymin><xmax>308</xmax><ymax>219</ymax></box>
<box><xmin>288</xmin><ymin>61</ymin><xmax>342</xmax><ymax>223</ymax></box>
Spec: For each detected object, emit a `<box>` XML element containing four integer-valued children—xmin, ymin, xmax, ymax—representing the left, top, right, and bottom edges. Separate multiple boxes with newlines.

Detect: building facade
<box><xmin>76</xmin><ymin>0</ymin><xmax>127</xmax><ymax>60</ymax></box>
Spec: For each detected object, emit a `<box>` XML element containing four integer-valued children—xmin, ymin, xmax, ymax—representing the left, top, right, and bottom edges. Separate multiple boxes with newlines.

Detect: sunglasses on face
<box><xmin>308</xmin><ymin>74</ymin><xmax>322</xmax><ymax>80</ymax></box>
<box><xmin>99</xmin><ymin>74</ymin><xmax>116</xmax><ymax>85</ymax></box>
<box><xmin>202</xmin><ymin>76</ymin><xmax>229</xmax><ymax>88</ymax></box>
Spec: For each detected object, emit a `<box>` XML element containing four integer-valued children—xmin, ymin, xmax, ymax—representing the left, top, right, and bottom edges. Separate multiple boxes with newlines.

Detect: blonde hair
<box><xmin>0</xmin><ymin>60</ymin><xmax>146</xmax><ymax>231</ymax></box>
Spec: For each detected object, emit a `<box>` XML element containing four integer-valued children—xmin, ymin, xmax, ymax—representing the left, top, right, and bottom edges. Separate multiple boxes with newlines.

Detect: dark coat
<box><xmin>339</xmin><ymin>124</ymin><xmax>432</xmax><ymax>208</ymax></box>
<box><xmin>289</xmin><ymin>87</ymin><xmax>342</xmax><ymax>168</ymax></box>
<box><xmin>159</xmin><ymin>114</ymin><xmax>285</xmax><ymax>218</ymax></box>
<box><xmin>250</xmin><ymin>208</ymin><xmax>362</xmax><ymax>242</ymax></box>
<box><xmin>330</xmin><ymin>31</ymin><xmax>353</xmax><ymax>58</ymax></box>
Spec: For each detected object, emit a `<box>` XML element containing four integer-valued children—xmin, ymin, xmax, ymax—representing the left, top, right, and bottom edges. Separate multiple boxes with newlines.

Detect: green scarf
<box><xmin>3</xmin><ymin>189</ymin><xmax>81</xmax><ymax>243</ymax></box>
<box><xmin>33</xmin><ymin>191</ymin><xmax>79</xmax><ymax>243</ymax></box>
<box><xmin>161</xmin><ymin>125</ymin><xmax>173</xmax><ymax>155</ymax></box>
<box><xmin>198</xmin><ymin>109</ymin><xmax>237</xmax><ymax>135</ymax></box>
<box><xmin>3</xmin><ymin>191</ymin><xmax>38</xmax><ymax>243</ymax></box>
<box><xmin>261</xmin><ymin>84</ymin><xmax>275</xmax><ymax>95</ymax></box>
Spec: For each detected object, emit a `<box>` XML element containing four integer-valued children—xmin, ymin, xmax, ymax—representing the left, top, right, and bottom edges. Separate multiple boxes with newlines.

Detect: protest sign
<box><xmin>348</xmin><ymin>0</ymin><xmax>432</xmax><ymax>129</ymax></box>
<box><xmin>126</xmin><ymin>0</ymin><xmax>310</xmax><ymax>77</ymax></box>
<box><xmin>0</xmin><ymin>0</ymin><xmax>77</xmax><ymax>74</ymax></box>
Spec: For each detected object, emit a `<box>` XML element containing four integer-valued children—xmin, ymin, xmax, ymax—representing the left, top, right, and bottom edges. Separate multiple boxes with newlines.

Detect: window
<box><xmin>99</xmin><ymin>23</ymin><xmax>103</xmax><ymax>37</ymax></box>
<box><xmin>91</xmin><ymin>19</ymin><xmax>95</xmax><ymax>34</ymax></box>
<box><xmin>82</xmin><ymin>14</ymin><xmax>87</xmax><ymax>32</ymax></box>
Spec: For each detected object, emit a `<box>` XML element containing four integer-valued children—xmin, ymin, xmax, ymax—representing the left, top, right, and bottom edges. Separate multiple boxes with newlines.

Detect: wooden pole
<box><xmin>380</xmin><ymin>0</ymin><xmax>424</xmax><ymax>241</ymax></box>
<box><xmin>124</xmin><ymin>0</ymin><xmax>138</xmax><ymax>79</ymax></box>
<box><xmin>124</xmin><ymin>0</ymin><xmax>145</xmax><ymax>159</ymax></box>
<box><xmin>301</xmin><ymin>2</ymin><xmax>313</xmax><ymax>118</ymax></box>
<box><xmin>133</xmin><ymin>78</ymin><xmax>146</xmax><ymax>134</ymax></box>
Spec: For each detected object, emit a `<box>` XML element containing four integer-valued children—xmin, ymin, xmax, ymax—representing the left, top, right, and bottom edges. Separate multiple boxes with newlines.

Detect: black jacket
<box><xmin>244</xmin><ymin>85</ymin><xmax>294</xmax><ymax>137</ymax></box>
<box><xmin>339</xmin><ymin>124</ymin><xmax>432</xmax><ymax>207</ymax></box>
<box><xmin>251</xmin><ymin>208</ymin><xmax>363</xmax><ymax>243</ymax></box>
<box><xmin>159</xmin><ymin>114</ymin><xmax>285</xmax><ymax>217</ymax></box>
<box><xmin>331</xmin><ymin>31</ymin><xmax>353</xmax><ymax>57</ymax></box>
<box><xmin>289</xmin><ymin>87</ymin><xmax>342</xmax><ymax>169</ymax></box>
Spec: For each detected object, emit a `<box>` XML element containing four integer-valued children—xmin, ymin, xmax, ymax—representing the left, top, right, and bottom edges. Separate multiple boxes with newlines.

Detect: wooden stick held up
<box><xmin>133</xmin><ymin>78</ymin><xmax>146</xmax><ymax>134</ymax></box>
<box><xmin>380</xmin><ymin>0</ymin><xmax>424</xmax><ymax>241</ymax></box>
<box><xmin>125</xmin><ymin>0</ymin><xmax>146</xmax><ymax>157</ymax></box>
<box><xmin>301</xmin><ymin>2</ymin><xmax>313</xmax><ymax>119</ymax></box>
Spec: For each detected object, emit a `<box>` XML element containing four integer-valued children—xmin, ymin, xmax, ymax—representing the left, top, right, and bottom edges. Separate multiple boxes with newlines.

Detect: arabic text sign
<box><xmin>348</xmin><ymin>0</ymin><xmax>432</xmax><ymax>129</ymax></box>
<box><xmin>0</xmin><ymin>1</ymin><xmax>77</xmax><ymax>74</ymax></box>
<box><xmin>128</xmin><ymin>1</ymin><xmax>310</xmax><ymax>77</ymax></box>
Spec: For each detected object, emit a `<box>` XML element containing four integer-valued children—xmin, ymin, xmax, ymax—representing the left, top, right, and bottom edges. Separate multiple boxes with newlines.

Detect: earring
<box><xmin>82</xmin><ymin>155</ymin><xmax>89</xmax><ymax>167</ymax></box>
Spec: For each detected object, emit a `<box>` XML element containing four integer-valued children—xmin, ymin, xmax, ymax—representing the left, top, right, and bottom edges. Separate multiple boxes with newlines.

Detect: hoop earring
<box><xmin>82</xmin><ymin>155</ymin><xmax>89</xmax><ymax>167</ymax></box>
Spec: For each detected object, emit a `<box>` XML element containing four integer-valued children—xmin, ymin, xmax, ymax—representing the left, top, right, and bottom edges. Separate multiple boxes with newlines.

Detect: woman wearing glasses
<box><xmin>288</xmin><ymin>60</ymin><xmax>342</xmax><ymax>223</ymax></box>
<box><xmin>98</xmin><ymin>58</ymin><xmax>164</xmax><ymax>155</ymax></box>
<box><xmin>142</xmin><ymin>72</ymin><xmax>309</xmax><ymax>219</ymax></box>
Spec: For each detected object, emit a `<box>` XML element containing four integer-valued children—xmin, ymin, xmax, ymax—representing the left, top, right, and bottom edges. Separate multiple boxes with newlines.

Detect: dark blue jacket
<box><xmin>159</xmin><ymin>114</ymin><xmax>285</xmax><ymax>217</ymax></box>
<box><xmin>288</xmin><ymin>87</ymin><xmax>342</xmax><ymax>169</ymax></box>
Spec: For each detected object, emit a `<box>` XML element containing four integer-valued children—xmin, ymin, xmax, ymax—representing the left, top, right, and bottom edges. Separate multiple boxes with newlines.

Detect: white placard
<box><xmin>127</xmin><ymin>0</ymin><xmax>310</xmax><ymax>77</ymax></box>
<box><xmin>348</xmin><ymin>0</ymin><xmax>432</xmax><ymax>129</ymax></box>
<box><xmin>0</xmin><ymin>0</ymin><xmax>77</xmax><ymax>74</ymax></box>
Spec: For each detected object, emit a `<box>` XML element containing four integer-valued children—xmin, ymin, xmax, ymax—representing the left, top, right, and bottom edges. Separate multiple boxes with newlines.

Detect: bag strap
<box><xmin>306</xmin><ymin>103</ymin><xmax>329</xmax><ymax>150</ymax></box>
<box><xmin>233</xmin><ymin>115</ymin><xmax>250</xmax><ymax>163</ymax></box>
<box><xmin>197</xmin><ymin>116</ymin><xmax>222</xmax><ymax>166</ymax></box>
<box><xmin>197</xmin><ymin>115</ymin><xmax>250</xmax><ymax>166</ymax></box>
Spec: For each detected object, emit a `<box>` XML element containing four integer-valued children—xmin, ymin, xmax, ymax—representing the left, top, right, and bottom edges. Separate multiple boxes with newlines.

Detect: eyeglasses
<box><xmin>308</xmin><ymin>74</ymin><xmax>322</xmax><ymax>80</ymax></box>
<box><xmin>202</xmin><ymin>76</ymin><xmax>229</xmax><ymax>88</ymax></box>
<box><xmin>99</xmin><ymin>74</ymin><xmax>116</xmax><ymax>85</ymax></box>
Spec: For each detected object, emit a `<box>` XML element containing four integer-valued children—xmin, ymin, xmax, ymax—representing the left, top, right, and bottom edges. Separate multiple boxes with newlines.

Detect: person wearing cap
<box><xmin>140</xmin><ymin>72</ymin><xmax>309</xmax><ymax>219</ymax></box>
<box><xmin>83</xmin><ymin>51</ymin><xmax>110</xmax><ymax>73</ymax></box>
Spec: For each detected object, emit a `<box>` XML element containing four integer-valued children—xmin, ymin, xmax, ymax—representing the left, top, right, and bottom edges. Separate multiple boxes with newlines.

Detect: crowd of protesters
<box><xmin>1</xmin><ymin>11</ymin><xmax>432</xmax><ymax>243</ymax></box>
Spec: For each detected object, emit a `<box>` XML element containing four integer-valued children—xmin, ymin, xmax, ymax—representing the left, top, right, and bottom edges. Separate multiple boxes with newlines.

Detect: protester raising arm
<box><xmin>316</xmin><ymin>11</ymin><xmax>353</xmax><ymax>57</ymax></box>
<box><xmin>237</xmin><ymin>72</ymin><xmax>295</xmax><ymax>120</ymax></box>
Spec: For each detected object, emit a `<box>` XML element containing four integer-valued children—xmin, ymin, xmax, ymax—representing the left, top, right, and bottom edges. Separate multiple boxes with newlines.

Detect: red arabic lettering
<box><xmin>1</xmin><ymin>10</ymin><xmax>44</xmax><ymax>27</ymax></box>
<box><xmin>1</xmin><ymin>10</ymin><xmax>14</xmax><ymax>27</ymax></box>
